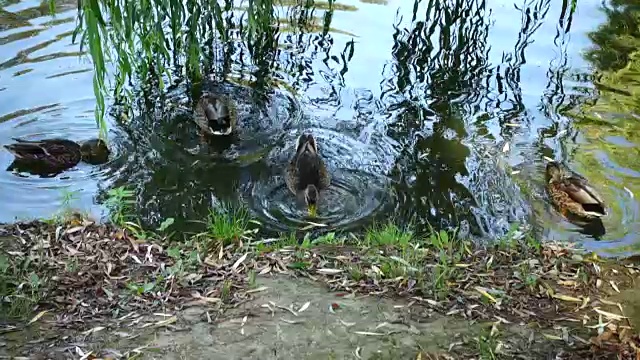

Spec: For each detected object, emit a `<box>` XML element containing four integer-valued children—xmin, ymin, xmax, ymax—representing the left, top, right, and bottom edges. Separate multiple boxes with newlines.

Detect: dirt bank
<box><xmin>1</xmin><ymin>219</ymin><xmax>639</xmax><ymax>359</ymax></box>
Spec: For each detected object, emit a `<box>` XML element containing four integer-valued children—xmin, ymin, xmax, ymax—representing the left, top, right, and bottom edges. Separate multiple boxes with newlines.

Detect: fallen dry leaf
<box><xmin>298</xmin><ymin>301</ymin><xmax>310</xmax><ymax>313</ymax></box>
<box><xmin>246</xmin><ymin>286</ymin><xmax>269</xmax><ymax>294</ymax></box>
<box><xmin>317</xmin><ymin>268</ymin><xmax>343</xmax><ymax>275</ymax></box>
<box><xmin>354</xmin><ymin>331</ymin><xmax>385</xmax><ymax>336</ymax></box>
<box><xmin>552</xmin><ymin>294</ymin><xmax>582</xmax><ymax>303</ymax></box>
<box><xmin>232</xmin><ymin>253</ymin><xmax>248</xmax><ymax>271</ymax></box>
<box><xmin>27</xmin><ymin>310</ymin><xmax>48</xmax><ymax>326</ymax></box>
<box><xmin>594</xmin><ymin>308</ymin><xmax>626</xmax><ymax>321</ymax></box>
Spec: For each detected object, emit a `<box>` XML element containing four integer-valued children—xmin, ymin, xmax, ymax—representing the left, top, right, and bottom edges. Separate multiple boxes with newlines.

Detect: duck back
<box><xmin>295</xmin><ymin>153</ymin><xmax>321</xmax><ymax>187</ymax></box>
<box><xmin>4</xmin><ymin>138</ymin><xmax>82</xmax><ymax>176</ymax></box>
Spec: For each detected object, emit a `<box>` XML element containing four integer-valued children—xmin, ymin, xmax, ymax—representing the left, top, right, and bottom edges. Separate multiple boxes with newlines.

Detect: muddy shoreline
<box><xmin>0</xmin><ymin>218</ymin><xmax>639</xmax><ymax>359</ymax></box>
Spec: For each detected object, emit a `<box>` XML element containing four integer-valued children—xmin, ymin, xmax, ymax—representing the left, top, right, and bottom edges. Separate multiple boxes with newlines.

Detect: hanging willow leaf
<box><xmin>71</xmin><ymin>0</ymin><xmax>308</xmax><ymax>136</ymax></box>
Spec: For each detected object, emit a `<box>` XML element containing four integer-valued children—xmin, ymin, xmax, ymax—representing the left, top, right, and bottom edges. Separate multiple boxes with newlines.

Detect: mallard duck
<box><xmin>285</xmin><ymin>133</ymin><xmax>330</xmax><ymax>217</ymax></box>
<box><xmin>4</xmin><ymin>138</ymin><xmax>110</xmax><ymax>176</ymax></box>
<box><xmin>194</xmin><ymin>93</ymin><xmax>237</xmax><ymax>136</ymax></box>
<box><xmin>545</xmin><ymin>161</ymin><xmax>607</xmax><ymax>219</ymax></box>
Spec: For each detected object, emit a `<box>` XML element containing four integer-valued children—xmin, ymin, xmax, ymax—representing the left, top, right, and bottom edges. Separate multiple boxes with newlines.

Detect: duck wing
<box><xmin>4</xmin><ymin>142</ymin><xmax>49</xmax><ymax>158</ymax></box>
<box><xmin>317</xmin><ymin>157</ymin><xmax>330</xmax><ymax>189</ymax></box>
<box><xmin>4</xmin><ymin>139</ymin><xmax>80</xmax><ymax>164</ymax></box>
<box><xmin>561</xmin><ymin>177</ymin><xmax>606</xmax><ymax>215</ymax></box>
<box><xmin>9</xmin><ymin>138</ymin><xmax>78</xmax><ymax>151</ymax></box>
<box><xmin>285</xmin><ymin>141</ymin><xmax>331</xmax><ymax>193</ymax></box>
<box><xmin>285</xmin><ymin>158</ymin><xmax>301</xmax><ymax>194</ymax></box>
<box><xmin>295</xmin><ymin>154</ymin><xmax>326</xmax><ymax>188</ymax></box>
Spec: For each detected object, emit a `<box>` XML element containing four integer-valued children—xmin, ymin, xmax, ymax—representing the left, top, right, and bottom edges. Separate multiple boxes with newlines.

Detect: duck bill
<box><xmin>307</xmin><ymin>204</ymin><xmax>317</xmax><ymax>217</ymax></box>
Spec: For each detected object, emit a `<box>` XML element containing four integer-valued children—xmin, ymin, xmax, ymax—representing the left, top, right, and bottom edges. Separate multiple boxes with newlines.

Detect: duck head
<box><xmin>545</xmin><ymin>161</ymin><xmax>563</xmax><ymax>182</ymax></box>
<box><xmin>304</xmin><ymin>184</ymin><xmax>319</xmax><ymax>217</ymax></box>
<box><xmin>80</xmin><ymin>139</ymin><xmax>110</xmax><ymax>164</ymax></box>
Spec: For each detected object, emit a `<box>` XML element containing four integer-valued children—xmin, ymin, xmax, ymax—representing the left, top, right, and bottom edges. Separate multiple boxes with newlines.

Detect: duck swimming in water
<box><xmin>545</xmin><ymin>161</ymin><xmax>607</xmax><ymax>220</ymax></box>
<box><xmin>285</xmin><ymin>133</ymin><xmax>330</xmax><ymax>217</ymax></box>
<box><xmin>4</xmin><ymin>138</ymin><xmax>110</xmax><ymax>177</ymax></box>
<box><xmin>194</xmin><ymin>93</ymin><xmax>237</xmax><ymax>136</ymax></box>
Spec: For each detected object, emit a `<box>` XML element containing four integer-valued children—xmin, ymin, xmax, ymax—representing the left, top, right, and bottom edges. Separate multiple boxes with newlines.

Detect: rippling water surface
<box><xmin>1</xmin><ymin>0</ymin><xmax>639</xmax><ymax>256</ymax></box>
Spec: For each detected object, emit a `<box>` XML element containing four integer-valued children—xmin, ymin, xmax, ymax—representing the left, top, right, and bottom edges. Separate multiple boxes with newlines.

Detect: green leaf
<box><xmin>48</xmin><ymin>0</ymin><xmax>56</xmax><ymax>15</ymax></box>
<box><xmin>439</xmin><ymin>230</ymin><xmax>449</xmax><ymax>245</ymax></box>
<box><xmin>167</xmin><ymin>247</ymin><xmax>181</xmax><ymax>259</ymax></box>
<box><xmin>143</xmin><ymin>282</ymin><xmax>155</xmax><ymax>293</ymax></box>
<box><xmin>288</xmin><ymin>262</ymin><xmax>310</xmax><ymax>270</ymax></box>
<box><xmin>157</xmin><ymin>218</ymin><xmax>175</xmax><ymax>232</ymax></box>
<box><xmin>29</xmin><ymin>273</ymin><xmax>40</xmax><ymax>288</ymax></box>
<box><xmin>0</xmin><ymin>254</ymin><xmax>9</xmax><ymax>273</ymax></box>
<box><xmin>127</xmin><ymin>283</ymin><xmax>139</xmax><ymax>291</ymax></box>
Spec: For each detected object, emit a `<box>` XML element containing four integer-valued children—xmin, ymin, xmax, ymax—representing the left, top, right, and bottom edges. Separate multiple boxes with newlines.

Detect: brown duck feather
<box><xmin>4</xmin><ymin>138</ymin><xmax>81</xmax><ymax>168</ymax></box>
<box><xmin>194</xmin><ymin>94</ymin><xmax>237</xmax><ymax>136</ymax></box>
<box><xmin>285</xmin><ymin>134</ymin><xmax>330</xmax><ymax>195</ymax></box>
<box><xmin>546</xmin><ymin>162</ymin><xmax>607</xmax><ymax>219</ymax></box>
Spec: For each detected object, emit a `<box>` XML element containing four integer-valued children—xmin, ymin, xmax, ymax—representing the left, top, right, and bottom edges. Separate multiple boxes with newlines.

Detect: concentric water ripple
<box><xmin>239</xmin><ymin>125</ymin><xmax>401</xmax><ymax>233</ymax></box>
<box><xmin>246</xmin><ymin>168</ymin><xmax>396</xmax><ymax>233</ymax></box>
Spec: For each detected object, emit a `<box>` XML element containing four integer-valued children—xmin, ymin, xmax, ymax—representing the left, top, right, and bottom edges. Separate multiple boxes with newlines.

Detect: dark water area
<box><xmin>1</xmin><ymin>0</ymin><xmax>639</xmax><ymax>256</ymax></box>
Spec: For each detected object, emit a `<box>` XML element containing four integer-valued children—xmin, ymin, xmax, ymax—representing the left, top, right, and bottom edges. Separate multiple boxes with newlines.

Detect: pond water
<box><xmin>0</xmin><ymin>0</ymin><xmax>639</xmax><ymax>256</ymax></box>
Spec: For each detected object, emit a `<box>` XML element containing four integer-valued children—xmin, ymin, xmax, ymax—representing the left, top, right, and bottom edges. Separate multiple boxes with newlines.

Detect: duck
<box><xmin>545</xmin><ymin>161</ymin><xmax>607</xmax><ymax>219</ymax></box>
<box><xmin>194</xmin><ymin>93</ymin><xmax>237</xmax><ymax>136</ymax></box>
<box><xmin>4</xmin><ymin>138</ymin><xmax>110</xmax><ymax>176</ymax></box>
<box><xmin>285</xmin><ymin>133</ymin><xmax>330</xmax><ymax>217</ymax></box>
